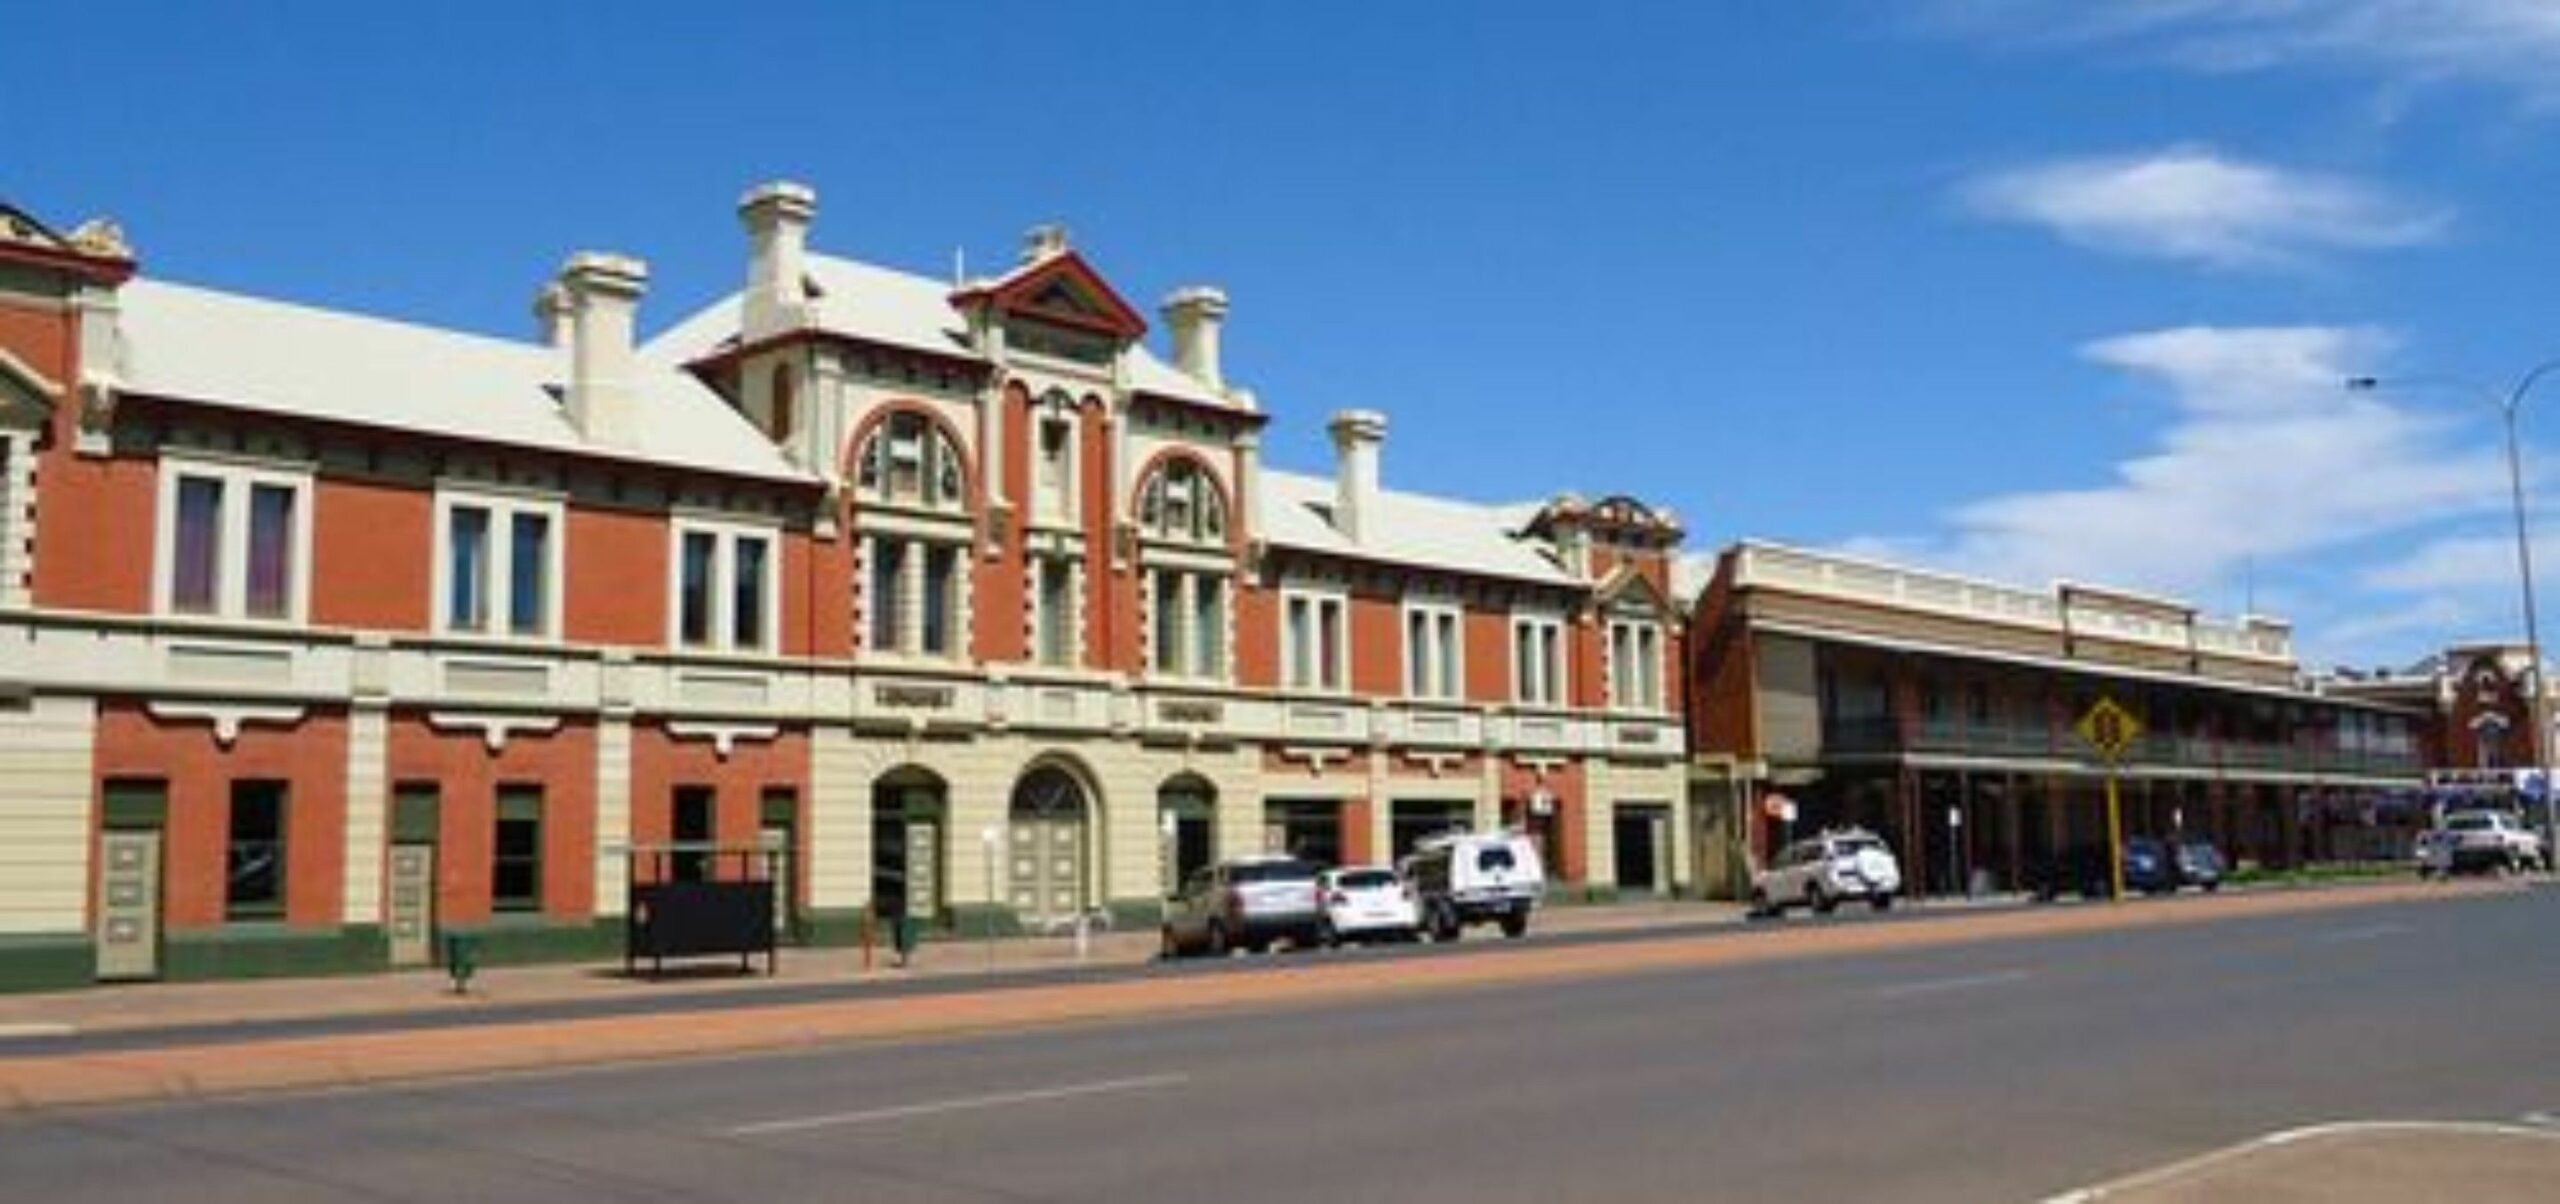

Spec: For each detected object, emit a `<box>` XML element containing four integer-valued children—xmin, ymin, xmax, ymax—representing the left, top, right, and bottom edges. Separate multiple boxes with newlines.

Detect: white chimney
<box><xmin>1328</xmin><ymin>409</ymin><xmax>1387</xmax><ymax>543</ymax></box>
<box><xmin>739</xmin><ymin>180</ymin><xmax>817</xmax><ymax>341</ymax></box>
<box><xmin>532</xmin><ymin>282</ymin><xmax>571</xmax><ymax>349</ymax></box>
<box><xmin>1020</xmin><ymin>223</ymin><xmax>1070</xmax><ymax>263</ymax></box>
<box><xmin>1161</xmin><ymin>286</ymin><xmax>1229</xmax><ymax>391</ymax></box>
<box><xmin>559</xmin><ymin>252</ymin><xmax>648</xmax><ymax>446</ymax></box>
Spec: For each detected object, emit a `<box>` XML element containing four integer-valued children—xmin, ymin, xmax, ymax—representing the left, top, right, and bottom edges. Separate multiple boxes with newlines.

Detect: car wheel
<box><xmin>2203</xmin><ymin>881</ymin><xmax>2221</xmax><ymax>893</ymax></box>
<box><xmin>1206</xmin><ymin>920</ymin><xmax>1230</xmax><ymax>957</ymax></box>
<box><xmin>1869</xmin><ymin>893</ymin><xmax>1893</xmax><ymax>912</ymax></box>
<box><xmin>1431</xmin><ymin>904</ymin><xmax>1461</xmax><ymax>943</ymax></box>
<box><xmin>1499</xmin><ymin>913</ymin><xmax>1528</xmax><ymax>939</ymax></box>
<box><xmin>1317</xmin><ymin>918</ymin><xmax>1340</xmax><ymax>949</ymax></box>
<box><xmin>1748</xmin><ymin>888</ymin><xmax>1774</xmax><ymax>919</ymax></box>
<box><xmin>1160</xmin><ymin>926</ymin><xmax>1182</xmax><ymax>961</ymax></box>
<box><xmin>1808</xmin><ymin>883</ymin><xmax>1835</xmax><ymax>915</ymax></box>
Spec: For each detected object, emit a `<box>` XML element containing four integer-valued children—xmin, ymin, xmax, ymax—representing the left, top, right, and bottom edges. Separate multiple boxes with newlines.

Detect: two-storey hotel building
<box><xmin>0</xmin><ymin>188</ymin><xmax>1690</xmax><ymax>988</ymax></box>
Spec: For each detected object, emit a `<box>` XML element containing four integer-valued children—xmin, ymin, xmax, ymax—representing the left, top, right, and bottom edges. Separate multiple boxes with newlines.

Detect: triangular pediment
<box><xmin>0</xmin><ymin>347</ymin><xmax>61</xmax><ymax>429</ymax></box>
<box><xmin>958</xmin><ymin>251</ymin><xmax>1147</xmax><ymax>341</ymax></box>
<box><xmin>1596</xmin><ymin>562</ymin><xmax>1674</xmax><ymax>615</ymax></box>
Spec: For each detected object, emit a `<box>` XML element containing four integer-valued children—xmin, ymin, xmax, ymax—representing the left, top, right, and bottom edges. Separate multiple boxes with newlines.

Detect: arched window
<box><xmin>1136</xmin><ymin>457</ymin><xmax>1227</xmax><ymax>545</ymax></box>
<box><xmin>853</xmin><ymin>411</ymin><xmax>965</xmax><ymax>510</ymax></box>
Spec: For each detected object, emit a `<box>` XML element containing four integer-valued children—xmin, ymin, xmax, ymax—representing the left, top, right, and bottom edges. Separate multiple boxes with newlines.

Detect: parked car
<box><xmin>1315</xmin><ymin>866</ymin><xmax>1419</xmax><ymax>946</ymax></box>
<box><xmin>2174</xmin><ymin>840</ymin><xmax>2225</xmax><ymax>892</ymax></box>
<box><xmin>1402</xmin><ymin>830</ymin><xmax>1545</xmax><ymax>941</ymax></box>
<box><xmin>1750</xmin><ymin>829</ymin><xmax>1902</xmax><ymax>917</ymax></box>
<box><xmin>2415</xmin><ymin>828</ymin><xmax>2456</xmax><ymax>879</ymax></box>
<box><xmin>1161</xmin><ymin>856</ymin><xmax>1323</xmax><ymax>958</ymax></box>
<box><xmin>2434</xmin><ymin>810</ymin><xmax>2550</xmax><ymax>875</ymax></box>
<box><xmin>2123</xmin><ymin>837</ymin><xmax>2177</xmax><ymax>894</ymax></box>
<box><xmin>2022</xmin><ymin>845</ymin><xmax>2110</xmax><ymax>902</ymax></box>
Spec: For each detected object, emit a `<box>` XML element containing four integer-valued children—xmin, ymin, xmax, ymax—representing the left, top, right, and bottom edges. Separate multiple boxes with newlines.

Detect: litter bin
<box><xmin>442</xmin><ymin>932</ymin><xmax>480</xmax><ymax>994</ymax></box>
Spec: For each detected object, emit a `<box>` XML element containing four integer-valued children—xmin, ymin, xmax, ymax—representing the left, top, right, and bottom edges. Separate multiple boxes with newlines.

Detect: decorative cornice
<box><xmin>146</xmin><ymin>700</ymin><xmax>304</xmax><ymax>747</ymax></box>
<box><xmin>428</xmin><ymin>710</ymin><xmax>561</xmax><ymax>753</ymax></box>
<box><xmin>664</xmin><ymin>720</ymin><xmax>781</xmax><ymax>759</ymax></box>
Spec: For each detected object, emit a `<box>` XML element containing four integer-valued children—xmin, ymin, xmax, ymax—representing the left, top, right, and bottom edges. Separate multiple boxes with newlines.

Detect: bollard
<box><xmin>1074</xmin><ymin>909</ymin><xmax>1090</xmax><ymax>961</ymax></box>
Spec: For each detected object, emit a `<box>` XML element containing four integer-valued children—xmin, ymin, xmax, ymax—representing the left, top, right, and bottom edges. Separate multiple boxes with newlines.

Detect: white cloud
<box><xmin>1864</xmin><ymin>325</ymin><xmax>2512</xmax><ymax>616</ymax></box>
<box><xmin>2313</xmin><ymin>594</ymin><xmax>2479</xmax><ymax>656</ymax></box>
<box><xmin>2359</xmin><ymin>530</ymin><xmax>2560</xmax><ymax>592</ymax></box>
<box><xmin>1927</xmin><ymin>0</ymin><xmax>2560</xmax><ymax>109</ymax></box>
<box><xmin>1961</xmin><ymin>147</ymin><xmax>2448</xmax><ymax>269</ymax></box>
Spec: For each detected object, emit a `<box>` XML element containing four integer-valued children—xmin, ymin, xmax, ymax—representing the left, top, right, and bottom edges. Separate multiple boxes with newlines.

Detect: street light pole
<box><xmin>2352</xmin><ymin>360</ymin><xmax>2560</xmax><ymax>861</ymax></box>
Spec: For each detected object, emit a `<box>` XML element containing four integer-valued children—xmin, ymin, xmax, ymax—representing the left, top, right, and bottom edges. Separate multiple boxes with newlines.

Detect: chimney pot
<box><xmin>1160</xmin><ymin>286</ymin><xmax>1230</xmax><ymax>392</ymax></box>
<box><xmin>1021</xmin><ymin>223</ymin><xmax>1070</xmax><ymax>263</ymax></box>
<box><xmin>559</xmin><ymin>251</ymin><xmax>649</xmax><ymax>446</ymax></box>
<box><xmin>739</xmin><ymin>180</ymin><xmax>817</xmax><ymax>340</ymax></box>
<box><xmin>1327</xmin><ymin>409</ymin><xmax>1387</xmax><ymax>543</ymax></box>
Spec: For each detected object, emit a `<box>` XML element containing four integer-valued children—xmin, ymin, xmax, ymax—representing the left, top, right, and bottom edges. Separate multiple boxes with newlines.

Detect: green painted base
<box><xmin>799</xmin><ymin>908</ymin><xmax>871</xmax><ymax>948</ymax></box>
<box><xmin>438</xmin><ymin>917</ymin><xmax>620</xmax><ymax>967</ymax></box>
<box><xmin>1542</xmin><ymin>884</ymin><xmax>1624</xmax><ymax>906</ymax></box>
<box><xmin>941</xmin><ymin>902</ymin><xmax>1023</xmax><ymax>940</ymax></box>
<box><xmin>1105</xmin><ymin>898</ymin><xmax>1166</xmax><ymax>931</ymax></box>
<box><xmin>0</xmin><ymin>933</ymin><xmax>96</xmax><ymax>994</ymax></box>
<box><xmin>165</xmin><ymin>924</ymin><xmax>387</xmax><ymax>982</ymax></box>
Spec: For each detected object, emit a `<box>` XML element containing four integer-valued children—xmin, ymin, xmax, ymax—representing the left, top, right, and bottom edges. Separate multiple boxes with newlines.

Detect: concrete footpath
<box><xmin>0</xmin><ymin>880</ymin><xmax>2512</xmax><ymax>1115</ymax></box>
<box><xmin>0</xmin><ymin>896</ymin><xmax>1738</xmax><ymax>1039</ymax></box>
<box><xmin>2050</xmin><ymin>1122</ymin><xmax>2560</xmax><ymax>1202</ymax></box>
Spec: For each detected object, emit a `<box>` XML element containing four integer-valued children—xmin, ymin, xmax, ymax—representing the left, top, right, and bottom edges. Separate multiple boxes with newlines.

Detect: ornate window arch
<box><xmin>1134</xmin><ymin>455</ymin><xmax>1228</xmax><ymax>546</ymax></box>
<box><xmin>852</xmin><ymin>408</ymin><xmax>967</xmax><ymax>511</ymax></box>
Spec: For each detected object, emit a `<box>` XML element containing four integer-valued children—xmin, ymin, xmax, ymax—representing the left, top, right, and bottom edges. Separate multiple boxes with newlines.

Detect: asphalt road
<box><xmin>4</xmin><ymin>886</ymin><xmax>2555</xmax><ymax>1202</ymax></box>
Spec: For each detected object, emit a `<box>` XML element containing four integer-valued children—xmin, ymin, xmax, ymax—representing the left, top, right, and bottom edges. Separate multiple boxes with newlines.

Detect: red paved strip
<box><xmin>0</xmin><ymin>882</ymin><xmax>2503</xmax><ymax>1113</ymax></box>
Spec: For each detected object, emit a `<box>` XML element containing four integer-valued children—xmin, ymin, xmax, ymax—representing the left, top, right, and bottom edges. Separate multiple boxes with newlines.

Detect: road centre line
<box><xmin>1870</xmin><ymin>969</ymin><xmax>2030</xmax><ymax>999</ymax></box>
<box><xmin>2312</xmin><ymin>923</ymin><xmax>2411</xmax><ymax>946</ymax></box>
<box><xmin>721</xmin><ymin>1072</ymin><xmax>1191</xmax><ymax>1137</ymax></box>
<box><xmin>0</xmin><ymin>1023</ymin><xmax>76</xmax><ymax>1041</ymax></box>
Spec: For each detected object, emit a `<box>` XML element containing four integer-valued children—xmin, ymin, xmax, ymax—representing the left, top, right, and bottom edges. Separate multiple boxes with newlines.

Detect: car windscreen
<box><xmin>1334</xmin><ymin>869</ymin><xmax>1397</xmax><ymax>890</ymax></box>
<box><xmin>1476</xmin><ymin>847</ymin><xmax>1517</xmax><ymax>873</ymax></box>
<box><xmin>2446</xmin><ymin>815</ymin><xmax>2492</xmax><ymax>832</ymax></box>
<box><xmin>1229</xmin><ymin>860</ymin><xmax>1317</xmax><ymax>884</ymax></box>
<box><xmin>1834</xmin><ymin>838</ymin><xmax>1883</xmax><ymax>855</ymax></box>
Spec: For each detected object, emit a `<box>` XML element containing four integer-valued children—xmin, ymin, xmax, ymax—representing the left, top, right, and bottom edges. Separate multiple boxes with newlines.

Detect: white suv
<box><xmin>2433</xmin><ymin>810</ymin><xmax>2550</xmax><ymax>875</ymax></box>
<box><xmin>1751</xmin><ymin>829</ymin><xmax>1903</xmax><ymax>917</ymax></box>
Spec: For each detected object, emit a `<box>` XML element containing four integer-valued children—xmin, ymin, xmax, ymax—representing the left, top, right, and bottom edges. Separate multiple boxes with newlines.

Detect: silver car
<box><xmin>1751</xmin><ymin>829</ymin><xmax>1903</xmax><ymax>916</ymax></box>
<box><xmin>1161</xmin><ymin>856</ymin><xmax>1324</xmax><ymax>957</ymax></box>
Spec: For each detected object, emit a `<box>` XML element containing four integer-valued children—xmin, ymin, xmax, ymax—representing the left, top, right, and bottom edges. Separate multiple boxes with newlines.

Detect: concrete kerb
<box><xmin>0</xmin><ymin>879</ymin><xmax>2514</xmax><ymax>1116</ymax></box>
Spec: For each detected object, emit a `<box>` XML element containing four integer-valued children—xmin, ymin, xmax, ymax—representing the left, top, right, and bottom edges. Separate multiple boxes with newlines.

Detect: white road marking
<box><xmin>722</xmin><ymin>1072</ymin><xmax>1191</xmax><ymax>1137</ymax></box>
<box><xmin>2042</xmin><ymin>1120</ymin><xmax>2560</xmax><ymax>1201</ymax></box>
<box><xmin>2312</xmin><ymin>922</ymin><xmax>2411</xmax><ymax>945</ymax></box>
<box><xmin>1871</xmin><ymin>969</ymin><xmax>2030</xmax><ymax>999</ymax></box>
<box><xmin>0</xmin><ymin>1022</ymin><xmax>76</xmax><ymax>1040</ymax></box>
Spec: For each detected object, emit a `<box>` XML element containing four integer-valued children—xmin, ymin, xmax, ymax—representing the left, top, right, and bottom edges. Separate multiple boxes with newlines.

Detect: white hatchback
<box><xmin>1315</xmin><ymin>866</ymin><xmax>1419</xmax><ymax>946</ymax></box>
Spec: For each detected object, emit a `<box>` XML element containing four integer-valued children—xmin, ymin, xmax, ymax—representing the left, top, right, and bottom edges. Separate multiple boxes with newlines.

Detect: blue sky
<box><xmin>11</xmin><ymin>1</ymin><xmax>2560</xmax><ymax>669</ymax></box>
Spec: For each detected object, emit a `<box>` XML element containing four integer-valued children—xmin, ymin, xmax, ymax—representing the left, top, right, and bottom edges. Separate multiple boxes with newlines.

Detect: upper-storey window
<box><xmin>1282</xmin><ymin>588</ymin><xmax>1348</xmax><ymax>693</ymax></box>
<box><xmin>1405</xmin><ymin>602</ymin><xmax>1463</xmax><ymax>701</ymax></box>
<box><xmin>157</xmin><ymin>459</ymin><xmax>310</xmax><ymax>623</ymax></box>
<box><xmin>1608</xmin><ymin>619</ymin><xmax>1664</xmax><ymax>711</ymax></box>
<box><xmin>671</xmin><ymin>520</ymin><xmax>779</xmax><ymax>655</ymax></box>
<box><xmin>1034</xmin><ymin>393</ymin><xmax>1077</xmax><ymax>524</ymax></box>
<box><xmin>436</xmin><ymin>492</ymin><xmax>562</xmax><ymax>639</ymax></box>
<box><xmin>1137</xmin><ymin>457</ymin><xmax>1227</xmax><ymax>545</ymax></box>
<box><xmin>853</xmin><ymin>411</ymin><xmax>965</xmax><ymax>511</ymax></box>
<box><xmin>1512</xmin><ymin>615</ymin><xmax>1566</xmax><ymax>707</ymax></box>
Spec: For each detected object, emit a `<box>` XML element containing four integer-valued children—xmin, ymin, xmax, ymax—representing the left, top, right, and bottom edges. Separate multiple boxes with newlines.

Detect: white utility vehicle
<box><xmin>1401</xmin><ymin>831</ymin><xmax>1545</xmax><ymax>942</ymax></box>
<box><xmin>1751</xmin><ymin>828</ymin><xmax>1903</xmax><ymax>917</ymax></box>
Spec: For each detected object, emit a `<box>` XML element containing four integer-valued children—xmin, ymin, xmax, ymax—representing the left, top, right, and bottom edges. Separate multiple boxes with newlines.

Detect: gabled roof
<box><xmin>644</xmin><ymin>251</ymin><xmax>1241</xmax><ymax>411</ymax></box>
<box><xmin>1257</xmin><ymin>469</ymin><xmax>1579</xmax><ymax>588</ymax></box>
<box><xmin>119</xmin><ymin>279</ymin><xmax>811</xmax><ymax>484</ymax></box>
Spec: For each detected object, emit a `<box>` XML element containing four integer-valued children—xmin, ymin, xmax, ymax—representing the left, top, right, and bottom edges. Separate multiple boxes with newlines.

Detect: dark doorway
<box><xmin>672</xmin><ymin>786</ymin><xmax>714</xmax><ymax>883</ymax></box>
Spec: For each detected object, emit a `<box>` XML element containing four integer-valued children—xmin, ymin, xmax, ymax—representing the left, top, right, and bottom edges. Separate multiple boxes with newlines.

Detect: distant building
<box><xmin>2324</xmin><ymin>643</ymin><xmax>2553</xmax><ymax>819</ymax></box>
<box><xmin>1682</xmin><ymin>542</ymin><xmax>2428</xmax><ymax>898</ymax></box>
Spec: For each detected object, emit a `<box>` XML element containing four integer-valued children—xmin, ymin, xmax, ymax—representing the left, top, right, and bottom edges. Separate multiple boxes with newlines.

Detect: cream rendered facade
<box><xmin>0</xmin><ymin>189</ymin><xmax>1689</xmax><ymax>990</ymax></box>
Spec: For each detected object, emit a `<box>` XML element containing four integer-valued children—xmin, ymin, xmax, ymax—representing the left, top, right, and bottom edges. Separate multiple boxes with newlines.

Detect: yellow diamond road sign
<box><xmin>2077</xmin><ymin>696</ymin><xmax>2142</xmax><ymax>762</ymax></box>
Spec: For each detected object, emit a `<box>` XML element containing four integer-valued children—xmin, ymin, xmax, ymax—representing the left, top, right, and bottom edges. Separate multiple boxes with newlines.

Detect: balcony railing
<box><xmin>1821</xmin><ymin>716</ymin><xmax>2421</xmax><ymax>776</ymax></box>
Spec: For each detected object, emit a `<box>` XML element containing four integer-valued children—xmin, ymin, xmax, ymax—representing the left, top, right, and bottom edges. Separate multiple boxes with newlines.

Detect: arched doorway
<box><xmin>872</xmin><ymin>767</ymin><xmax>946</xmax><ymax>924</ymax></box>
<box><xmin>1157</xmin><ymin>774</ymin><xmax>1216</xmax><ymax>896</ymax></box>
<box><xmin>1008</xmin><ymin>763</ymin><xmax>1091</xmax><ymax>931</ymax></box>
